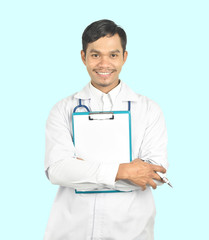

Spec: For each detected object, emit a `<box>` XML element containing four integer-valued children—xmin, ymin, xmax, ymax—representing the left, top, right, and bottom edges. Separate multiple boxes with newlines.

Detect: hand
<box><xmin>116</xmin><ymin>158</ymin><xmax>166</xmax><ymax>190</ymax></box>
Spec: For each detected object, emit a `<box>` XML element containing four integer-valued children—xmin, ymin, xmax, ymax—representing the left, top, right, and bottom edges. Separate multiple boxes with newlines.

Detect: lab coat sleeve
<box><xmin>45</xmin><ymin>102</ymin><xmax>119</xmax><ymax>191</ymax></box>
<box><xmin>139</xmin><ymin>100</ymin><xmax>168</xmax><ymax>186</ymax></box>
<box><xmin>115</xmin><ymin>100</ymin><xmax>168</xmax><ymax>191</ymax></box>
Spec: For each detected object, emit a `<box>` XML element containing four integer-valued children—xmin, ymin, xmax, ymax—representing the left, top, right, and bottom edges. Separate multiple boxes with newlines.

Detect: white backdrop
<box><xmin>1</xmin><ymin>0</ymin><xmax>208</xmax><ymax>239</ymax></box>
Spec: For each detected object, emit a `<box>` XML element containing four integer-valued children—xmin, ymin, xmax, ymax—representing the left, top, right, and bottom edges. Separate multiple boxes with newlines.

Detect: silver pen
<box><xmin>145</xmin><ymin>159</ymin><xmax>173</xmax><ymax>188</ymax></box>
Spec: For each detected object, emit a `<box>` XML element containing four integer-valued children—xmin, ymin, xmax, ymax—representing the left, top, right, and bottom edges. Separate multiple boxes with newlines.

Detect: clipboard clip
<box><xmin>89</xmin><ymin>112</ymin><xmax>114</xmax><ymax>120</ymax></box>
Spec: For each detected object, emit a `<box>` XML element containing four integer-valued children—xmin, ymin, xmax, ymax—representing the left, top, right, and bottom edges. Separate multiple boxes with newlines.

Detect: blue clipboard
<box><xmin>72</xmin><ymin>111</ymin><xmax>132</xmax><ymax>193</ymax></box>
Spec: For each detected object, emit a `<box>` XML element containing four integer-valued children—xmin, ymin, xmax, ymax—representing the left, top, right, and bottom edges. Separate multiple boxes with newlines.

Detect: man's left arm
<box><xmin>140</xmin><ymin>101</ymin><xmax>168</xmax><ymax>174</ymax></box>
<box><xmin>115</xmin><ymin>101</ymin><xmax>168</xmax><ymax>191</ymax></box>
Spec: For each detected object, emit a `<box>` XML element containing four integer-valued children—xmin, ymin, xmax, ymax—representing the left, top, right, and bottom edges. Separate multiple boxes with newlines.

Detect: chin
<box><xmin>98</xmin><ymin>80</ymin><xmax>114</xmax><ymax>87</ymax></box>
<box><xmin>98</xmin><ymin>83</ymin><xmax>111</xmax><ymax>87</ymax></box>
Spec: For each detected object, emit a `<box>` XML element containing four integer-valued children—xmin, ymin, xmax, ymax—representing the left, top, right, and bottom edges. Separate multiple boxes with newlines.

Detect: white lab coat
<box><xmin>44</xmin><ymin>81</ymin><xmax>168</xmax><ymax>240</ymax></box>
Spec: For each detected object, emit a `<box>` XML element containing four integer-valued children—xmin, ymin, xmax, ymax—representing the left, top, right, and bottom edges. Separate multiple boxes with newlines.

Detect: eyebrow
<box><xmin>110</xmin><ymin>50</ymin><xmax>121</xmax><ymax>54</ymax></box>
<box><xmin>89</xmin><ymin>49</ymin><xmax>121</xmax><ymax>54</ymax></box>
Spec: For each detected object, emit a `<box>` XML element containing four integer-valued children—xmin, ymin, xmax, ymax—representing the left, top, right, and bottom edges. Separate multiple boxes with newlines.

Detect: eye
<box><xmin>111</xmin><ymin>54</ymin><xmax>118</xmax><ymax>58</ymax></box>
<box><xmin>92</xmin><ymin>54</ymin><xmax>99</xmax><ymax>58</ymax></box>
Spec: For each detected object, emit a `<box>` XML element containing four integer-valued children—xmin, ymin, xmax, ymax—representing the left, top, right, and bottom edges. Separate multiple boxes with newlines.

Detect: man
<box><xmin>44</xmin><ymin>19</ymin><xmax>168</xmax><ymax>240</ymax></box>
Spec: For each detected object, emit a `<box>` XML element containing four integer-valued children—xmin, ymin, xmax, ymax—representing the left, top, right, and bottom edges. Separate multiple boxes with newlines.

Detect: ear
<box><xmin>81</xmin><ymin>50</ymin><xmax>86</xmax><ymax>65</ymax></box>
<box><xmin>123</xmin><ymin>51</ymin><xmax>128</xmax><ymax>65</ymax></box>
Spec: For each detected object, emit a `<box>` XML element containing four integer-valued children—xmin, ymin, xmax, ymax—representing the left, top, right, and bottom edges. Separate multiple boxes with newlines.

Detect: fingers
<box><xmin>128</xmin><ymin>158</ymin><xmax>166</xmax><ymax>190</ymax></box>
<box><xmin>152</xmin><ymin>172</ymin><xmax>162</xmax><ymax>182</ymax></box>
<box><xmin>151</xmin><ymin>164</ymin><xmax>166</xmax><ymax>174</ymax></box>
<box><xmin>141</xmin><ymin>180</ymin><xmax>157</xmax><ymax>191</ymax></box>
<box><xmin>148</xmin><ymin>179</ymin><xmax>157</xmax><ymax>190</ymax></box>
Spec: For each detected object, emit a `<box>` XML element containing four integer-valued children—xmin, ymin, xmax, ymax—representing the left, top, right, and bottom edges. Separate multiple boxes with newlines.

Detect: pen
<box><xmin>144</xmin><ymin>159</ymin><xmax>173</xmax><ymax>188</ymax></box>
<box><xmin>155</xmin><ymin>171</ymin><xmax>173</xmax><ymax>188</ymax></box>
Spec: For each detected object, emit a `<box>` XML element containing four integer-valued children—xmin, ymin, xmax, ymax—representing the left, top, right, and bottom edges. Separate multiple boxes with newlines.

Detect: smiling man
<box><xmin>44</xmin><ymin>20</ymin><xmax>168</xmax><ymax>240</ymax></box>
<box><xmin>81</xmin><ymin>33</ymin><xmax>127</xmax><ymax>93</ymax></box>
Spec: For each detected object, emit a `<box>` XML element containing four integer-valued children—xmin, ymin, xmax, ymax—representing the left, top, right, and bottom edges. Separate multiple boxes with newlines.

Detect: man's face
<box><xmin>81</xmin><ymin>34</ymin><xmax>128</xmax><ymax>93</ymax></box>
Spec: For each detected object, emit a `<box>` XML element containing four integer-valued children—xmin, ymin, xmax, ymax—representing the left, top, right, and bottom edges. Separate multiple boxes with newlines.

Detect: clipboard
<box><xmin>72</xmin><ymin>111</ymin><xmax>132</xmax><ymax>193</ymax></box>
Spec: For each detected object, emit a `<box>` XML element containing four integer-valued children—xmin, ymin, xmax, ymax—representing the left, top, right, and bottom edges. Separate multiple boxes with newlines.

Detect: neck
<box><xmin>91</xmin><ymin>80</ymin><xmax>120</xmax><ymax>94</ymax></box>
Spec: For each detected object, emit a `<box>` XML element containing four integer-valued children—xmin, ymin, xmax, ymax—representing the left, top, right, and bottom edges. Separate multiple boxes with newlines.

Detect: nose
<box><xmin>98</xmin><ymin>56</ymin><xmax>110</xmax><ymax>68</ymax></box>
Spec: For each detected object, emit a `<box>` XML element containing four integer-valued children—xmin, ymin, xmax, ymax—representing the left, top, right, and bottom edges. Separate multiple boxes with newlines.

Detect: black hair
<box><xmin>82</xmin><ymin>19</ymin><xmax>127</xmax><ymax>55</ymax></box>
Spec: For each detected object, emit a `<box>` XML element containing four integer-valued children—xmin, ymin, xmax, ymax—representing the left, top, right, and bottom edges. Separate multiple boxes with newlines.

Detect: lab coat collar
<box><xmin>74</xmin><ymin>80</ymin><xmax>139</xmax><ymax>102</ymax></box>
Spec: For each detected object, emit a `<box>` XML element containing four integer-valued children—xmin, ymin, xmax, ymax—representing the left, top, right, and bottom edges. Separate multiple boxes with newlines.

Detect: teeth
<box><xmin>97</xmin><ymin>72</ymin><xmax>111</xmax><ymax>75</ymax></box>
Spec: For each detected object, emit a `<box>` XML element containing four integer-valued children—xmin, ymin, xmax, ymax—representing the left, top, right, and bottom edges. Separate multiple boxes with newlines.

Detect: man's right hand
<box><xmin>115</xmin><ymin>158</ymin><xmax>166</xmax><ymax>190</ymax></box>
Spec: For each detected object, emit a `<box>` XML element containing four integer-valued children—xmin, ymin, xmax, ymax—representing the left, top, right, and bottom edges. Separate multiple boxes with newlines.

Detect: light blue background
<box><xmin>1</xmin><ymin>0</ymin><xmax>208</xmax><ymax>239</ymax></box>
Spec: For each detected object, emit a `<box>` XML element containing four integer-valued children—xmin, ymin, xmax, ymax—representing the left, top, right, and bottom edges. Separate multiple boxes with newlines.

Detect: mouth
<box><xmin>94</xmin><ymin>70</ymin><xmax>115</xmax><ymax>78</ymax></box>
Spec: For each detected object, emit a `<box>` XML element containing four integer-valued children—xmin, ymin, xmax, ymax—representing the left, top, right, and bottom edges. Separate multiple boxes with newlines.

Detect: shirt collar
<box><xmin>74</xmin><ymin>80</ymin><xmax>139</xmax><ymax>102</ymax></box>
<box><xmin>89</xmin><ymin>82</ymin><xmax>103</xmax><ymax>102</ymax></box>
<box><xmin>89</xmin><ymin>81</ymin><xmax>121</xmax><ymax>104</ymax></box>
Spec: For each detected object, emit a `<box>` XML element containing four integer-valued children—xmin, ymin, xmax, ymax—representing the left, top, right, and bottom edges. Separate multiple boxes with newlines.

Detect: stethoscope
<box><xmin>73</xmin><ymin>99</ymin><xmax>131</xmax><ymax>113</ymax></box>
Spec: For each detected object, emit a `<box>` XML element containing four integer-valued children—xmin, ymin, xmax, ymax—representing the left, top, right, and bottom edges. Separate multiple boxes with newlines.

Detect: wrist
<box><xmin>115</xmin><ymin>163</ymin><xmax>130</xmax><ymax>181</ymax></box>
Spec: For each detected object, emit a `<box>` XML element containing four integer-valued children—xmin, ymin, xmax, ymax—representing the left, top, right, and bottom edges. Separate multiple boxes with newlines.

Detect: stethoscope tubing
<box><xmin>73</xmin><ymin>99</ymin><xmax>131</xmax><ymax>113</ymax></box>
